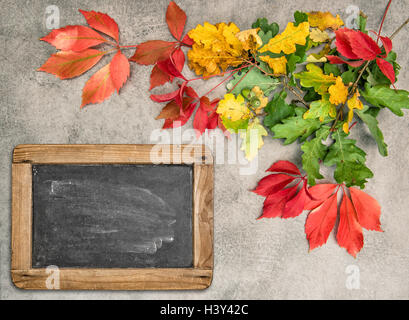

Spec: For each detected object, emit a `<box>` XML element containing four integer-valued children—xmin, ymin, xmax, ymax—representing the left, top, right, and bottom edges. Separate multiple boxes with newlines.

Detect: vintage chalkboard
<box><xmin>11</xmin><ymin>145</ymin><xmax>213</xmax><ymax>290</ymax></box>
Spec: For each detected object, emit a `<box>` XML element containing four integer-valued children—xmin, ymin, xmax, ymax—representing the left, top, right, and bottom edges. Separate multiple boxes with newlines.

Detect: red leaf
<box><xmin>346</xmin><ymin>29</ymin><xmax>381</xmax><ymax>60</ymax></box>
<box><xmin>207</xmin><ymin>112</ymin><xmax>219</xmax><ymax>130</ymax></box>
<box><xmin>349</xmin><ymin>187</ymin><xmax>382</xmax><ymax>232</ymax></box>
<box><xmin>157</xmin><ymin>57</ymin><xmax>186</xmax><ymax>80</ymax></box>
<box><xmin>150</xmin><ymin>88</ymin><xmax>180</xmax><ymax>103</ymax></box>
<box><xmin>266</xmin><ymin>160</ymin><xmax>301</xmax><ymax>176</ymax></box>
<box><xmin>305</xmin><ymin>193</ymin><xmax>338</xmax><ymax>251</ymax></box>
<box><xmin>166</xmin><ymin>1</ymin><xmax>187</xmax><ymax>40</ymax></box>
<box><xmin>326</xmin><ymin>55</ymin><xmax>364</xmax><ymax>68</ymax></box>
<box><xmin>162</xmin><ymin>99</ymin><xmax>197</xmax><ymax>128</ymax></box>
<box><xmin>130</xmin><ymin>40</ymin><xmax>176</xmax><ymax>65</ymax></box>
<box><xmin>156</xmin><ymin>100</ymin><xmax>180</xmax><ymax>120</ymax></box>
<box><xmin>182</xmin><ymin>34</ymin><xmax>194</xmax><ymax>46</ymax></box>
<box><xmin>38</xmin><ymin>49</ymin><xmax>105</xmax><ymax>79</ymax></box>
<box><xmin>149</xmin><ymin>64</ymin><xmax>172</xmax><ymax>90</ymax></box>
<box><xmin>252</xmin><ymin>174</ymin><xmax>296</xmax><ymax>197</ymax></box>
<box><xmin>258</xmin><ymin>186</ymin><xmax>298</xmax><ymax>219</ymax></box>
<box><xmin>81</xmin><ymin>63</ymin><xmax>115</xmax><ymax>108</ymax></box>
<box><xmin>282</xmin><ymin>183</ymin><xmax>308</xmax><ymax>218</ymax></box>
<box><xmin>304</xmin><ymin>184</ymin><xmax>337</xmax><ymax>210</ymax></box>
<box><xmin>336</xmin><ymin>194</ymin><xmax>363</xmax><ymax>257</ymax></box>
<box><xmin>376</xmin><ymin>57</ymin><xmax>395</xmax><ymax>84</ymax></box>
<box><xmin>379</xmin><ymin>35</ymin><xmax>392</xmax><ymax>56</ymax></box>
<box><xmin>110</xmin><ymin>50</ymin><xmax>130</xmax><ymax>92</ymax></box>
<box><xmin>334</xmin><ymin>29</ymin><xmax>360</xmax><ymax>60</ymax></box>
<box><xmin>193</xmin><ymin>105</ymin><xmax>209</xmax><ymax>136</ymax></box>
<box><xmin>79</xmin><ymin>9</ymin><xmax>119</xmax><ymax>42</ymax></box>
<box><xmin>185</xmin><ymin>86</ymin><xmax>199</xmax><ymax>99</ymax></box>
<box><xmin>40</xmin><ymin>25</ymin><xmax>107</xmax><ymax>51</ymax></box>
<box><xmin>172</xmin><ymin>48</ymin><xmax>185</xmax><ymax>72</ymax></box>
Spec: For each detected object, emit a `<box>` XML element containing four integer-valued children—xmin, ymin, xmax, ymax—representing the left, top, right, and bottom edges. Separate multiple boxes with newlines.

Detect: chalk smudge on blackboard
<box><xmin>32</xmin><ymin>164</ymin><xmax>193</xmax><ymax>268</ymax></box>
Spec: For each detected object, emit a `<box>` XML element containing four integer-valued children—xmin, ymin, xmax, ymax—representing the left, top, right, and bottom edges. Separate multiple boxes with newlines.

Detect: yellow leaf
<box><xmin>294</xmin><ymin>63</ymin><xmax>336</xmax><ymax>95</ymax></box>
<box><xmin>216</xmin><ymin>93</ymin><xmax>250</xmax><ymax>121</ymax></box>
<box><xmin>310</xmin><ymin>28</ymin><xmax>330</xmax><ymax>43</ymax></box>
<box><xmin>343</xmin><ymin>89</ymin><xmax>364</xmax><ymax>133</ymax></box>
<box><xmin>306</xmin><ymin>54</ymin><xmax>327</xmax><ymax>63</ymax></box>
<box><xmin>328</xmin><ymin>77</ymin><xmax>348</xmax><ymax>105</ymax></box>
<box><xmin>258</xmin><ymin>22</ymin><xmax>310</xmax><ymax>55</ymax></box>
<box><xmin>259</xmin><ymin>55</ymin><xmax>287</xmax><ymax>75</ymax></box>
<box><xmin>303</xmin><ymin>94</ymin><xmax>336</xmax><ymax>121</ymax></box>
<box><xmin>240</xmin><ymin>118</ymin><xmax>268</xmax><ymax>161</ymax></box>
<box><xmin>308</xmin><ymin>11</ymin><xmax>344</xmax><ymax>31</ymax></box>
<box><xmin>251</xmin><ymin>86</ymin><xmax>269</xmax><ymax>113</ymax></box>
<box><xmin>187</xmin><ymin>22</ymin><xmax>245</xmax><ymax>76</ymax></box>
<box><xmin>236</xmin><ymin>28</ymin><xmax>263</xmax><ymax>51</ymax></box>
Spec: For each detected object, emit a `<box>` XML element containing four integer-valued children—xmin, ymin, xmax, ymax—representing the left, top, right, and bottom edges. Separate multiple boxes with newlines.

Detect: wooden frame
<box><xmin>11</xmin><ymin>144</ymin><xmax>213</xmax><ymax>290</ymax></box>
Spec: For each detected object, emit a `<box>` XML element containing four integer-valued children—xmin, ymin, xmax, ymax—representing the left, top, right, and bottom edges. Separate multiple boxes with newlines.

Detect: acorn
<box><xmin>250</xmin><ymin>97</ymin><xmax>261</xmax><ymax>108</ymax></box>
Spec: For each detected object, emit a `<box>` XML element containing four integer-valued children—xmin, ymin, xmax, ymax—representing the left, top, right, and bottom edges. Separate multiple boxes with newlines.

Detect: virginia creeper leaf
<box><xmin>110</xmin><ymin>50</ymin><xmax>130</xmax><ymax>92</ymax></box>
<box><xmin>166</xmin><ymin>1</ymin><xmax>187</xmax><ymax>40</ymax></box>
<box><xmin>350</xmin><ymin>187</ymin><xmax>382</xmax><ymax>231</ymax></box>
<box><xmin>304</xmin><ymin>184</ymin><xmax>337</xmax><ymax>210</ymax></box>
<box><xmin>130</xmin><ymin>40</ymin><xmax>177</xmax><ymax>65</ymax></box>
<box><xmin>81</xmin><ymin>63</ymin><xmax>115</xmax><ymax>108</ymax></box>
<box><xmin>266</xmin><ymin>160</ymin><xmax>301</xmax><ymax>175</ymax></box>
<box><xmin>253</xmin><ymin>173</ymin><xmax>296</xmax><ymax>197</ymax></box>
<box><xmin>79</xmin><ymin>9</ymin><xmax>119</xmax><ymax>42</ymax></box>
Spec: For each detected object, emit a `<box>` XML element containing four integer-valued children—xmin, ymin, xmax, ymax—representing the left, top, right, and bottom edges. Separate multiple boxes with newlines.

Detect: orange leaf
<box><xmin>38</xmin><ymin>49</ymin><xmax>105</xmax><ymax>79</ymax></box>
<box><xmin>81</xmin><ymin>63</ymin><xmax>115</xmax><ymax>108</ymax></box>
<box><xmin>156</xmin><ymin>100</ymin><xmax>180</xmax><ymax>120</ymax></box>
<box><xmin>166</xmin><ymin>1</ymin><xmax>187</xmax><ymax>40</ymax></box>
<box><xmin>305</xmin><ymin>193</ymin><xmax>338</xmax><ymax>251</ymax></box>
<box><xmin>350</xmin><ymin>187</ymin><xmax>382</xmax><ymax>232</ymax></box>
<box><xmin>110</xmin><ymin>50</ymin><xmax>130</xmax><ymax>92</ymax></box>
<box><xmin>130</xmin><ymin>40</ymin><xmax>176</xmax><ymax>65</ymax></box>
<box><xmin>337</xmin><ymin>194</ymin><xmax>363</xmax><ymax>257</ymax></box>
<box><xmin>305</xmin><ymin>183</ymin><xmax>337</xmax><ymax>210</ymax></box>
<box><xmin>40</xmin><ymin>25</ymin><xmax>107</xmax><ymax>51</ymax></box>
<box><xmin>149</xmin><ymin>64</ymin><xmax>172</xmax><ymax>90</ymax></box>
<box><xmin>79</xmin><ymin>9</ymin><xmax>119</xmax><ymax>42</ymax></box>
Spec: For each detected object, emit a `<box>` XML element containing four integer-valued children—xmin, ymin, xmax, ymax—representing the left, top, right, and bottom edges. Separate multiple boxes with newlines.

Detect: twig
<box><xmin>390</xmin><ymin>17</ymin><xmax>409</xmax><ymax>40</ymax></box>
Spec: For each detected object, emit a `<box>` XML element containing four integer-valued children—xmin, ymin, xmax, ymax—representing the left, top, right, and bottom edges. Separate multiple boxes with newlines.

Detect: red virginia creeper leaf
<box><xmin>157</xmin><ymin>57</ymin><xmax>187</xmax><ymax>80</ymax></box>
<box><xmin>376</xmin><ymin>57</ymin><xmax>395</xmax><ymax>84</ymax></box>
<box><xmin>110</xmin><ymin>50</ymin><xmax>130</xmax><ymax>92</ymax></box>
<box><xmin>149</xmin><ymin>64</ymin><xmax>172</xmax><ymax>90</ymax></box>
<box><xmin>252</xmin><ymin>174</ymin><xmax>296</xmax><ymax>197</ymax></box>
<box><xmin>326</xmin><ymin>55</ymin><xmax>364</xmax><ymax>67</ymax></box>
<box><xmin>182</xmin><ymin>34</ymin><xmax>194</xmax><ymax>46</ymax></box>
<box><xmin>38</xmin><ymin>49</ymin><xmax>105</xmax><ymax>79</ymax></box>
<box><xmin>266</xmin><ymin>160</ymin><xmax>301</xmax><ymax>176</ymax></box>
<box><xmin>150</xmin><ymin>88</ymin><xmax>180</xmax><ymax>102</ymax></box>
<box><xmin>282</xmin><ymin>183</ymin><xmax>308</xmax><ymax>219</ymax></box>
<box><xmin>334</xmin><ymin>28</ymin><xmax>360</xmax><ymax>60</ymax></box>
<box><xmin>379</xmin><ymin>35</ymin><xmax>392</xmax><ymax>56</ymax></box>
<box><xmin>40</xmin><ymin>25</ymin><xmax>107</xmax><ymax>51</ymax></box>
<box><xmin>130</xmin><ymin>40</ymin><xmax>177</xmax><ymax>65</ymax></box>
<box><xmin>172</xmin><ymin>48</ymin><xmax>185</xmax><ymax>72</ymax></box>
<box><xmin>349</xmin><ymin>187</ymin><xmax>382</xmax><ymax>232</ymax></box>
<box><xmin>207</xmin><ymin>112</ymin><xmax>219</xmax><ymax>130</ymax></box>
<box><xmin>166</xmin><ymin>1</ymin><xmax>187</xmax><ymax>40</ymax></box>
<box><xmin>305</xmin><ymin>193</ymin><xmax>338</xmax><ymax>251</ymax></box>
<box><xmin>337</xmin><ymin>194</ymin><xmax>364</xmax><ymax>257</ymax></box>
<box><xmin>162</xmin><ymin>98</ymin><xmax>197</xmax><ymax>128</ymax></box>
<box><xmin>193</xmin><ymin>105</ymin><xmax>209</xmax><ymax>136</ymax></box>
<box><xmin>346</xmin><ymin>29</ymin><xmax>381</xmax><ymax>60</ymax></box>
<box><xmin>156</xmin><ymin>100</ymin><xmax>180</xmax><ymax>120</ymax></box>
<box><xmin>81</xmin><ymin>63</ymin><xmax>115</xmax><ymax>108</ymax></box>
<box><xmin>258</xmin><ymin>186</ymin><xmax>298</xmax><ymax>219</ymax></box>
<box><xmin>79</xmin><ymin>9</ymin><xmax>119</xmax><ymax>42</ymax></box>
<box><xmin>304</xmin><ymin>183</ymin><xmax>338</xmax><ymax>210</ymax></box>
<box><xmin>184</xmin><ymin>86</ymin><xmax>199</xmax><ymax>99</ymax></box>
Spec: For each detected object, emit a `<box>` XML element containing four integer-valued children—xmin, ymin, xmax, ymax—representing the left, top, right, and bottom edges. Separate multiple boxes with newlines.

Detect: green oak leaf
<box><xmin>360</xmin><ymin>83</ymin><xmax>409</xmax><ymax>116</ymax></box>
<box><xmin>240</xmin><ymin>118</ymin><xmax>268</xmax><ymax>161</ymax></box>
<box><xmin>294</xmin><ymin>63</ymin><xmax>336</xmax><ymax>95</ymax></box>
<box><xmin>221</xmin><ymin>117</ymin><xmax>249</xmax><ymax>133</ymax></box>
<box><xmin>286</xmin><ymin>53</ymin><xmax>302</xmax><ymax>74</ymax></box>
<box><xmin>303</xmin><ymin>94</ymin><xmax>336</xmax><ymax>122</ymax></box>
<box><xmin>324</xmin><ymin>63</ymin><xmax>341</xmax><ymax>77</ymax></box>
<box><xmin>324</xmin><ymin>128</ymin><xmax>373</xmax><ymax>188</ymax></box>
<box><xmin>301</xmin><ymin>125</ymin><xmax>330</xmax><ymax>185</ymax></box>
<box><xmin>303</xmin><ymin>87</ymin><xmax>321</xmax><ymax>102</ymax></box>
<box><xmin>294</xmin><ymin>11</ymin><xmax>308</xmax><ymax>26</ymax></box>
<box><xmin>271</xmin><ymin>107</ymin><xmax>322</xmax><ymax>145</ymax></box>
<box><xmin>356</xmin><ymin>106</ymin><xmax>388</xmax><ymax>156</ymax></box>
<box><xmin>252</xmin><ymin>18</ymin><xmax>279</xmax><ymax>37</ymax></box>
<box><xmin>258</xmin><ymin>30</ymin><xmax>274</xmax><ymax>46</ymax></box>
<box><xmin>264</xmin><ymin>91</ymin><xmax>295</xmax><ymax>128</ymax></box>
<box><xmin>341</xmin><ymin>66</ymin><xmax>359</xmax><ymax>85</ymax></box>
<box><xmin>226</xmin><ymin>67</ymin><xmax>280</xmax><ymax>96</ymax></box>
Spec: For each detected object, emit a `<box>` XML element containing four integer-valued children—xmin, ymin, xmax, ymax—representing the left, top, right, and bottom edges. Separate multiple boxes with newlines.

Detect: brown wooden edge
<box><xmin>11</xmin><ymin>144</ymin><xmax>214</xmax><ymax>290</ymax></box>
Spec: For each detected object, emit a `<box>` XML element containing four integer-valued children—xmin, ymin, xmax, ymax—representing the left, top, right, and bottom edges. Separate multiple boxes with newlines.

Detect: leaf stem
<box><xmin>376</xmin><ymin>0</ymin><xmax>393</xmax><ymax>43</ymax></box>
<box><xmin>390</xmin><ymin>17</ymin><xmax>409</xmax><ymax>40</ymax></box>
<box><xmin>227</xmin><ymin>64</ymin><xmax>256</xmax><ymax>94</ymax></box>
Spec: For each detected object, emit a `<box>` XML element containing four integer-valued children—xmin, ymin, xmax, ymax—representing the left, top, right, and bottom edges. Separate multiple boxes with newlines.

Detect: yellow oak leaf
<box><xmin>240</xmin><ymin>118</ymin><xmax>268</xmax><ymax>161</ymax></box>
<box><xmin>258</xmin><ymin>22</ymin><xmax>310</xmax><ymax>55</ymax></box>
<box><xmin>308</xmin><ymin>11</ymin><xmax>344</xmax><ymax>31</ymax></box>
<box><xmin>251</xmin><ymin>86</ymin><xmax>268</xmax><ymax>113</ymax></box>
<box><xmin>294</xmin><ymin>63</ymin><xmax>336</xmax><ymax>95</ymax></box>
<box><xmin>310</xmin><ymin>28</ymin><xmax>330</xmax><ymax>43</ymax></box>
<box><xmin>328</xmin><ymin>76</ymin><xmax>348</xmax><ymax>105</ymax></box>
<box><xmin>306</xmin><ymin>54</ymin><xmax>327</xmax><ymax>63</ymax></box>
<box><xmin>216</xmin><ymin>93</ymin><xmax>250</xmax><ymax>121</ymax></box>
<box><xmin>259</xmin><ymin>55</ymin><xmax>287</xmax><ymax>75</ymax></box>
<box><xmin>236</xmin><ymin>28</ymin><xmax>263</xmax><ymax>51</ymax></box>
<box><xmin>343</xmin><ymin>89</ymin><xmax>364</xmax><ymax>133</ymax></box>
<box><xmin>187</xmin><ymin>22</ymin><xmax>245</xmax><ymax>76</ymax></box>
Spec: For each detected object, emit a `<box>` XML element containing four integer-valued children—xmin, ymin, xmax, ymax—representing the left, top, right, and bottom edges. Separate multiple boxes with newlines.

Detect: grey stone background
<box><xmin>1</xmin><ymin>0</ymin><xmax>408</xmax><ymax>299</ymax></box>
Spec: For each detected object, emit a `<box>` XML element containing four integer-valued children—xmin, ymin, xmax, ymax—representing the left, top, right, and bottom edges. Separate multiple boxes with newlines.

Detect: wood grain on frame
<box><xmin>11</xmin><ymin>144</ymin><xmax>214</xmax><ymax>290</ymax></box>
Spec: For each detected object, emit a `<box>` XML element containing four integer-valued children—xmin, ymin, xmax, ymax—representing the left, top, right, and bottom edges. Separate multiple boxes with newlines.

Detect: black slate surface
<box><xmin>32</xmin><ymin>164</ymin><xmax>193</xmax><ymax>268</ymax></box>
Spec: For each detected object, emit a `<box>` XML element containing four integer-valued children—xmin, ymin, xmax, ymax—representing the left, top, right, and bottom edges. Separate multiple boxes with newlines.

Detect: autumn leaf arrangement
<box><xmin>38</xmin><ymin>1</ymin><xmax>409</xmax><ymax>256</ymax></box>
